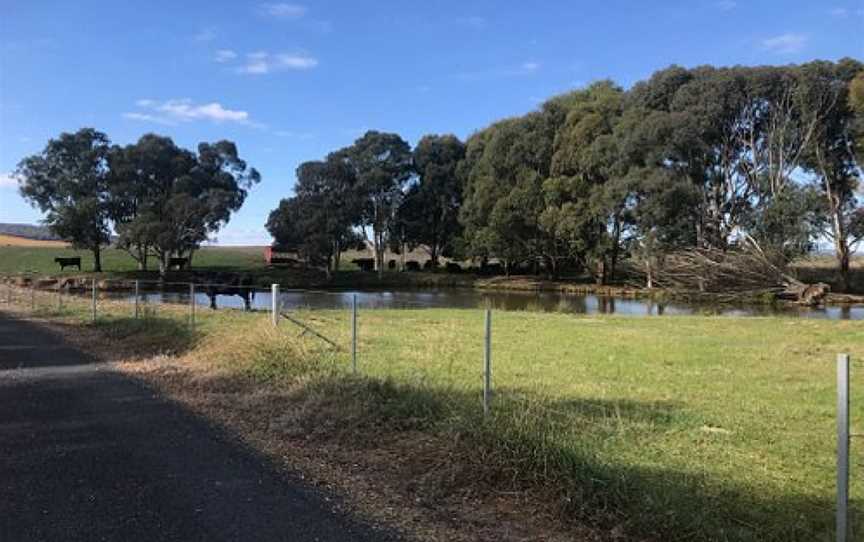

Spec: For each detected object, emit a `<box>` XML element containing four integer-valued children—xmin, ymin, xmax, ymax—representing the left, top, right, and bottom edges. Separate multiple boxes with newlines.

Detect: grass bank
<box><xmin>7</xmin><ymin>286</ymin><xmax>862</xmax><ymax>540</ymax></box>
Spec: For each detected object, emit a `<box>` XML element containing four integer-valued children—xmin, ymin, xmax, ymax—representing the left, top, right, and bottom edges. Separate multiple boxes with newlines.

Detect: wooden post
<box><xmin>134</xmin><ymin>280</ymin><xmax>140</xmax><ymax>318</ymax></box>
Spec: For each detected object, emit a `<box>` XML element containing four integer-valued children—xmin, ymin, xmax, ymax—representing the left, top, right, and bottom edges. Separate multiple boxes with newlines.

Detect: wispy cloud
<box><xmin>214</xmin><ymin>49</ymin><xmax>238</xmax><ymax>63</ymax></box>
<box><xmin>234</xmin><ymin>51</ymin><xmax>318</xmax><ymax>74</ymax></box>
<box><xmin>123</xmin><ymin>99</ymin><xmax>252</xmax><ymax>125</ymax></box>
<box><xmin>259</xmin><ymin>3</ymin><xmax>307</xmax><ymax>19</ymax></box>
<box><xmin>714</xmin><ymin>0</ymin><xmax>737</xmax><ymax>10</ymax></box>
<box><xmin>761</xmin><ymin>33</ymin><xmax>808</xmax><ymax>54</ymax></box>
<box><xmin>192</xmin><ymin>27</ymin><xmax>217</xmax><ymax>42</ymax></box>
<box><xmin>0</xmin><ymin>171</ymin><xmax>19</xmax><ymax>189</ymax></box>
<box><xmin>829</xmin><ymin>7</ymin><xmax>848</xmax><ymax>17</ymax></box>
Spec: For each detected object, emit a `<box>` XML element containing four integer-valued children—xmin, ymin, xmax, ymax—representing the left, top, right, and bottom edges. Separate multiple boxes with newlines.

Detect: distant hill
<box><xmin>0</xmin><ymin>223</ymin><xmax>61</xmax><ymax>241</ymax></box>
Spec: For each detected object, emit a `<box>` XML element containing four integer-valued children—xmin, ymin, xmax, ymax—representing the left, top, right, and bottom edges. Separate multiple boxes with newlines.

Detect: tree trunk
<box><xmin>838</xmin><ymin>247</ymin><xmax>851</xmax><ymax>293</ymax></box>
<box><xmin>93</xmin><ymin>245</ymin><xmax>102</xmax><ymax>273</ymax></box>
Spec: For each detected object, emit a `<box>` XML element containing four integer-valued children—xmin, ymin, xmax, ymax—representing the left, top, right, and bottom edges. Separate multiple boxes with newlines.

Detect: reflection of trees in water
<box><xmin>597</xmin><ymin>297</ymin><xmax>616</xmax><ymax>314</ymax></box>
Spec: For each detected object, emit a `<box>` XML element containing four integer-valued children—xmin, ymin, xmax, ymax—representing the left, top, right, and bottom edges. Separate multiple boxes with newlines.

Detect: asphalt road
<box><xmin>0</xmin><ymin>311</ymin><xmax>395</xmax><ymax>542</ymax></box>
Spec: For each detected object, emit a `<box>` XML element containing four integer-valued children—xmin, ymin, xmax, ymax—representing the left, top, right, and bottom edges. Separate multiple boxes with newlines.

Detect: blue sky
<box><xmin>1</xmin><ymin>1</ymin><xmax>862</xmax><ymax>245</ymax></box>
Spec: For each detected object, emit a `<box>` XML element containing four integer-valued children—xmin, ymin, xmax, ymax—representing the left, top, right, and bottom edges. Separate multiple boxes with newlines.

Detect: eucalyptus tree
<box><xmin>344</xmin><ymin>131</ymin><xmax>414</xmax><ymax>277</ymax></box>
<box><xmin>799</xmin><ymin>59</ymin><xmax>864</xmax><ymax>291</ymax></box>
<box><xmin>17</xmin><ymin>128</ymin><xmax>113</xmax><ymax>271</ymax></box>
<box><xmin>544</xmin><ymin>81</ymin><xmax>630</xmax><ymax>282</ymax></box>
<box><xmin>108</xmin><ymin>135</ymin><xmax>260</xmax><ymax>275</ymax></box>
<box><xmin>266</xmin><ymin>156</ymin><xmax>362</xmax><ymax>278</ymax></box>
<box><xmin>398</xmin><ymin>134</ymin><xmax>465</xmax><ymax>267</ymax></box>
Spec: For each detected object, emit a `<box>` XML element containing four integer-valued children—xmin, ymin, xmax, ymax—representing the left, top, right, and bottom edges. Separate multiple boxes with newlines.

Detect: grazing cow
<box><xmin>479</xmin><ymin>262</ymin><xmax>504</xmax><ymax>276</ymax></box>
<box><xmin>387</xmin><ymin>259</ymin><xmax>397</xmax><ymax>270</ymax></box>
<box><xmin>203</xmin><ymin>274</ymin><xmax>256</xmax><ymax>311</ymax></box>
<box><xmin>352</xmin><ymin>258</ymin><xmax>375</xmax><ymax>272</ymax></box>
<box><xmin>404</xmin><ymin>260</ymin><xmax>421</xmax><ymax>272</ymax></box>
<box><xmin>422</xmin><ymin>259</ymin><xmax>436</xmax><ymax>271</ymax></box>
<box><xmin>54</xmin><ymin>257</ymin><xmax>81</xmax><ymax>271</ymax></box>
<box><xmin>168</xmin><ymin>257</ymin><xmax>188</xmax><ymax>271</ymax></box>
<box><xmin>445</xmin><ymin>262</ymin><xmax>462</xmax><ymax>273</ymax></box>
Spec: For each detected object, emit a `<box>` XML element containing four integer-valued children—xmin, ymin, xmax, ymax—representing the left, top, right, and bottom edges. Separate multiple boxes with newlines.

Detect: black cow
<box><xmin>203</xmin><ymin>274</ymin><xmax>256</xmax><ymax>311</ymax></box>
<box><xmin>445</xmin><ymin>262</ymin><xmax>462</xmax><ymax>273</ymax></box>
<box><xmin>352</xmin><ymin>258</ymin><xmax>375</xmax><ymax>272</ymax></box>
<box><xmin>387</xmin><ymin>259</ymin><xmax>397</xmax><ymax>270</ymax></box>
<box><xmin>479</xmin><ymin>262</ymin><xmax>504</xmax><ymax>276</ymax></box>
<box><xmin>54</xmin><ymin>257</ymin><xmax>81</xmax><ymax>271</ymax></box>
<box><xmin>404</xmin><ymin>260</ymin><xmax>421</xmax><ymax>272</ymax></box>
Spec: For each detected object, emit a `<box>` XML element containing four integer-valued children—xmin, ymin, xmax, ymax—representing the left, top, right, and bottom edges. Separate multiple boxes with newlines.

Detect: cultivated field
<box><xmin>8</xmin><ymin>287</ymin><xmax>863</xmax><ymax>541</ymax></box>
<box><xmin>0</xmin><ymin>233</ymin><xmax>69</xmax><ymax>247</ymax></box>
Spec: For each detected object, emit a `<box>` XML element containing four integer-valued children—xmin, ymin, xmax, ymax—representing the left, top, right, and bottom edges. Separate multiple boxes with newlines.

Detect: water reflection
<box><xmin>113</xmin><ymin>288</ymin><xmax>864</xmax><ymax>321</ymax></box>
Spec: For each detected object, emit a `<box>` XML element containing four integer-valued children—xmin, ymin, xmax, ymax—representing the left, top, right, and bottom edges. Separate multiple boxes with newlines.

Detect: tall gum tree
<box><xmin>17</xmin><ymin>128</ymin><xmax>112</xmax><ymax>272</ymax></box>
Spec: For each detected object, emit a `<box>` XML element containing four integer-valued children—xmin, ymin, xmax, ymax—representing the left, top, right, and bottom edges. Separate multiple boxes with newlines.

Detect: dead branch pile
<box><xmin>653</xmin><ymin>240</ymin><xmax>829</xmax><ymax>305</ymax></box>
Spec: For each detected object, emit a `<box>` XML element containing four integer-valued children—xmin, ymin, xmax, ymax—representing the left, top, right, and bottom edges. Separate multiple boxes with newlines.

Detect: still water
<box><xmin>121</xmin><ymin>288</ymin><xmax>864</xmax><ymax>320</ymax></box>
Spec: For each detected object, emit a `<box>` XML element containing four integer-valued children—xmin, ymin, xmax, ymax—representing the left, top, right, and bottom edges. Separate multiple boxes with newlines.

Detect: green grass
<box><xmin>0</xmin><ymin>245</ymin><xmax>475</xmax><ymax>289</ymax></box>
<box><xmin>9</xmin><ymin>286</ymin><xmax>864</xmax><ymax>540</ymax></box>
<box><xmin>0</xmin><ymin>245</ymin><xmax>265</xmax><ymax>275</ymax></box>
<box><xmin>251</xmin><ymin>308</ymin><xmax>864</xmax><ymax>540</ymax></box>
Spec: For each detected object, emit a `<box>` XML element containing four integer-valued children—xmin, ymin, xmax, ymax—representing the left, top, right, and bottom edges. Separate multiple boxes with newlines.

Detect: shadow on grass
<box><xmin>36</xmin><ymin>311</ymin><xmax>201</xmax><ymax>362</ymax></box>
<box><xmin>240</xmin><ymin>349</ymin><xmax>846</xmax><ymax>542</ymax></box>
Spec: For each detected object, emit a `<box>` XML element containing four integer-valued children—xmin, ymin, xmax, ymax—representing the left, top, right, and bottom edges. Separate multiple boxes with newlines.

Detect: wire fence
<box><xmin>0</xmin><ymin>277</ymin><xmax>861</xmax><ymax>540</ymax></box>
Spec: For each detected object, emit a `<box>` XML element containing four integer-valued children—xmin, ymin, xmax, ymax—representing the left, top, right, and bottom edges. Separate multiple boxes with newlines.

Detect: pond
<box><xmin>120</xmin><ymin>287</ymin><xmax>864</xmax><ymax>320</ymax></box>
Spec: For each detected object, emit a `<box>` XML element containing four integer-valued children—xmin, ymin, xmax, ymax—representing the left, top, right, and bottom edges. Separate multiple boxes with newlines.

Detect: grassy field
<box><xmin>0</xmin><ymin>244</ymin><xmax>263</xmax><ymax>275</ymax></box>
<box><xmin>9</xmin><ymin>286</ymin><xmax>863</xmax><ymax>541</ymax></box>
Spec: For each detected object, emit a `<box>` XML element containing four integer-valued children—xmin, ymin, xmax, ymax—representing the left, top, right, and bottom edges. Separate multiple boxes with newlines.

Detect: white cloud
<box><xmin>521</xmin><ymin>61</ymin><xmax>540</xmax><ymax>72</ymax></box>
<box><xmin>236</xmin><ymin>51</ymin><xmax>318</xmax><ymax>74</ymax></box>
<box><xmin>0</xmin><ymin>172</ymin><xmax>19</xmax><ymax>189</ymax></box>
<box><xmin>715</xmin><ymin>0</ymin><xmax>736</xmax><ymax>10</ymax></box>
<box><xmin>214</xmin><ymin>49</ymin><xmax>238</xmax><ymax>63</ymax></box>
<box><xmin>829</xmin><ymin>7</ymin><xmax>848</xmax><ymax>17</ymax></box>
<box><xmin>193</xmin><ymin>27</ymin><xmax>217</xmax><ymax>42</ymax></box>
<box><xmin>259</xmin><ymin>3</ymin><xmax>307</xmax><ymax>19</ymax></box>
<box><xmin>761</xmin><ymin>33</ymin><xmax>808</xmax><ymax>54</ymax></box>
<box><xmin>124</xmin><ymin>99</ymin><xmax>251</xmax><ymax>125</ymax></box>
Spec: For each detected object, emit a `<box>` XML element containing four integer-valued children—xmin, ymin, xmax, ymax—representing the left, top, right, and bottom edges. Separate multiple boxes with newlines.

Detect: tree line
<box><xmin>16</xmin><ymin>129</ymin><xmax>259</xmax><ymax>273</ymax></box>
<box><xmin>268</xmin><ymin>58</ymin><xmax>864</xmax><ymax>290</ymax></box>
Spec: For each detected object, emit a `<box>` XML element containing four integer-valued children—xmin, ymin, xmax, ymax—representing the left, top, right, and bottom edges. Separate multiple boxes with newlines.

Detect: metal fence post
<box><xmin>352</xmin><ymin>294</ymin><xmax>358</xmax><ymax>373</ymax></box>
<box><xmin>189</xmin><ymin>283</ymin><xmax>196</xmax><ymax>328</ymax></box>
<box><xmin>837</xmin><ymin>353</ymin><xmax>850</xmax><ymax>542</ymax></box>
<box><xmin>483</xmin><ymin>308</ymin><xmax>492</xmax><ymax>416</ymax></box>
<box><xmin>91</xmin><ymin>278</ymin><xmax>97</xmax><ymax>323</ymax></box>
<box><xmin>271</xmin><ymin>284</ymin><xmax>279</xmax><ymax>327</ymax></box>
<box><xmin>134</xmin><ymin>280</ymin><xmax>140</xmax><ymax>318</ymax></box>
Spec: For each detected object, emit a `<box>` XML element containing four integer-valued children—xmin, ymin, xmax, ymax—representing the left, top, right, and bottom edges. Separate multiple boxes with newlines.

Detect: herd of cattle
<box><xmin>350</xmin><ymin>258</ymin><xmax>504</xmax><ymax>275</ymax></box>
